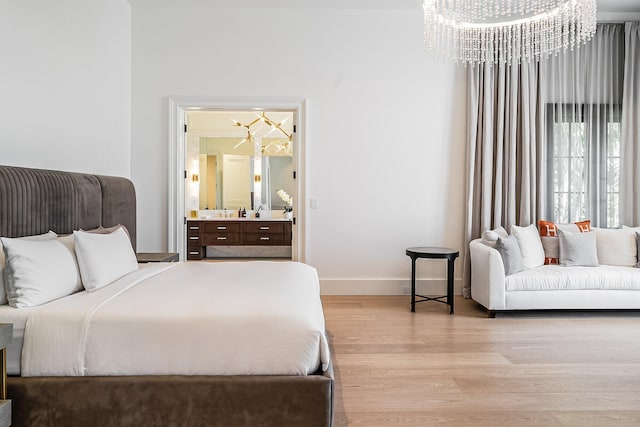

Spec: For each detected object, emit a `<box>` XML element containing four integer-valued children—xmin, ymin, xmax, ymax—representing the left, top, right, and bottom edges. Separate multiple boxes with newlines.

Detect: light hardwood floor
<box><xmin>322</xmin><ymin>295</ymin><xmax>640</xmax><ymax>426</ymax></box>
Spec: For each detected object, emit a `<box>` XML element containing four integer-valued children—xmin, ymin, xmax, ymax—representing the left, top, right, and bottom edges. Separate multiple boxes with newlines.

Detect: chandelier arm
<box><xmin>232</xmin><ymin>112</ymin><xmax>293</xmax><ymax>153</ymax></box>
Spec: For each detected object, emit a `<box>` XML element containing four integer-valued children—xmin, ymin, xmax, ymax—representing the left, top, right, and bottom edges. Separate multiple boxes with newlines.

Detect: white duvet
<box><xmin>21</xmin><ymin>261</ymin><xmax>330</xmax><ymax>377</ymax></box>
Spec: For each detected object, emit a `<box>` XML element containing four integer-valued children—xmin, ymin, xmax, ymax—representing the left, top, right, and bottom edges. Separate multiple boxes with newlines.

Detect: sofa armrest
<box><xmin>469</xmin><ymin>239</ymin><xmax>506</xmax><ymax>310</ymax></box>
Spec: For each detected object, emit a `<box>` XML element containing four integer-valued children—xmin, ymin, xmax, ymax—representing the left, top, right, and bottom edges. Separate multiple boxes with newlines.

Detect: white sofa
<box><xmin>469</xmin><ymin>238</ymin><xmax>640</xmax><ymax>317</ymax></box>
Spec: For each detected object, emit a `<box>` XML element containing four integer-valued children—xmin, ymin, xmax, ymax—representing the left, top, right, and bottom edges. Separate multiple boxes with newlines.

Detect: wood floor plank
<box><xmin>339</xmin><ymin>391</ymin><xmax>640</xmax><ymax>412</ymax></box>
<box><xmin>335</xmin><ymin>410</ymin><xmax>640</xmax><ymax>427</ymax></box>
<box><xmin>323</xmin><ymin>295</ymin><xmax>640</xmax><ymax>426</ymax></box>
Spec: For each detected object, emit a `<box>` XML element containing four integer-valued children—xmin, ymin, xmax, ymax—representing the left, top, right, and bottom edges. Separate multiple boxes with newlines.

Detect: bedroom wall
<box><xmin>0</xmin><ymin>0</ymin><xmax>131</xmax><ymax>177</ymax></box>
<box><xmin>130</xmin><ymin>0</ymin><xmax>468</xmax><ymax>294</ymax></box>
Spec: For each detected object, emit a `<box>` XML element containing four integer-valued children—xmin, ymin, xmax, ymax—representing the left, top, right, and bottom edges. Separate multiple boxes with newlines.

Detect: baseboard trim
<box><xmin>320</xmin><ymin>279</ymin><xmax>463</xmax><ymax>296</ymax></box>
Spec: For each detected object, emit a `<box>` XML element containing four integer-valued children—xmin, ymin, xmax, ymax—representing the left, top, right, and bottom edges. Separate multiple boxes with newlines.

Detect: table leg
<box><xmin>447</xmin><ymin>257</ymin><xmax>454</xmax><ymax>315</ymax></box>
<box><xmin>411</xmin><ymin>256</ymin><xmax>416</xmax><ymax>312</ymax></box>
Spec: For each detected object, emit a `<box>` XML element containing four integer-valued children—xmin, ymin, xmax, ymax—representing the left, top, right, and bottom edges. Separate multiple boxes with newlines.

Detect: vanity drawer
<box><xmin>201</xmin><ymin>232</ymin><xmax>241</xmax><ymax>245</ymax></box>
<box><xmin>187</xmin><ymin>223</ymin><xmax>201</xmax><ymax>236</ymax></box>
<box><xmin>187</xmin><ymin>247</ymin><xmax>203</xmax><ymax>260</ymax></box>
<box><xmin>242</xmin><ymin>233</ymin><xmax>288</xmax><ymax>245</ymax></box>
<box><xmin>202</xmin><ymin>222</ymin><xmax>241</xmax><ymax>233</ymax></box>
<box><xmin>187</xmin><ymin>234</ymin><xmax>201</xmax><ymax>244</ymax></box>
<box><xmin>242</xmin><ymin>222</ymin><xmax>285</xmax><ymax>234</ymax></box>
<box><xmin>187</xmin><ymin>239</ymin><xmax>202</xmax><ymax>248</ymax></box>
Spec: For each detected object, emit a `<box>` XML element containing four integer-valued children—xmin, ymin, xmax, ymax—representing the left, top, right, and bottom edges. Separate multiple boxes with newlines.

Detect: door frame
<box><xmin>168</xmin><ymin>96</ymin><xmax>307</xmax><ymax>262</ymax></box>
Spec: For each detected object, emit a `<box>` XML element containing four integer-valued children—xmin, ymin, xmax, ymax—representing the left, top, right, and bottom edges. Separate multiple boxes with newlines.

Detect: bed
<box><xmin>0</xmin><ymin>165</ymin><xmax>333</xmax><ymax>427</ymax></box>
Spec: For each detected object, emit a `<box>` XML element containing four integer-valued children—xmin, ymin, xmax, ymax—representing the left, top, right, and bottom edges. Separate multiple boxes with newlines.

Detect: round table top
<box><xmin>406</xmin><ymin>247</ymin><xmax>459</xmax><ymax>257</ymax></box>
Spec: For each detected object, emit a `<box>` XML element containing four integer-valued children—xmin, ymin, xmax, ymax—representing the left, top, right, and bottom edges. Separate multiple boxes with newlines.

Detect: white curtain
<box><xmin>541</xmin><ymin>24</ymin><xmax>624</xmax><ymax>227</ymax></box>
<box><xmin>621</xmin><ymin>22</ymin><xmax>640</xmax><ymax>226</ymax></box>
<box><xmin>463</xmin><ymin>61</ymin><xmax>544</xmax><ymax>298</ymax></box>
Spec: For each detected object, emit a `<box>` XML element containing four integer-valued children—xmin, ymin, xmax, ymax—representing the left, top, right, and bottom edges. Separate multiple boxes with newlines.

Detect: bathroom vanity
<box><xmin>187</xmin><ymin>218</ymin><xmax>292</xmax><ymax>260</ymax></box>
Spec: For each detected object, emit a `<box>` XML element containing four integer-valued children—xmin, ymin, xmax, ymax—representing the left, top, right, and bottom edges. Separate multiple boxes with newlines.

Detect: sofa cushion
<box><xmin>558</xmin><ymin>229</ymin><xmax>599</xmax><ymax>267</ymax></box>
<box><xmin>512</xmin><ymin>224</ymin><xmax>545</xmax><ymax>269</ymax></box>
<box><xmin>538</xmin><ymin>219</ymin><xmax>591</xmax><ymax>264</ymax></box>
<box><xmin>505</xmin><ymin>265</ymin><xmax>640</xmax><ymax>291</ymax></box>
<box><xmin>481</xmin><ymin>226</ymin><xmax>508</xmax><ymax>247</ymax></box>
<box><xmin>592</xmin><ymin>227</ymin><xmax>637</xmax><ymax>267</ymax></box>
<box><xmin>495</xmin><ymin>235</ymin><xmax>524</xmax><ymax>276</ymax></box>
<box><xmin>637</xmin><ymin>232</ymin><xmax>640</xmax><ymax>268</ymax></box>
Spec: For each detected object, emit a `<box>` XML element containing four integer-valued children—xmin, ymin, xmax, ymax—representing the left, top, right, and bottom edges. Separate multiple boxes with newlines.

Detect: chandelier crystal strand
<box><xmin>423</xmin><ymin>0</ymin><xmax>597</xmax><ymax>66</ymax></box>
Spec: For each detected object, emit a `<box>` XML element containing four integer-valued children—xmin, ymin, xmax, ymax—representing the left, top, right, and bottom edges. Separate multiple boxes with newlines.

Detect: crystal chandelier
<box><xmin>423</xmin><ymin>0</ymin><xmax>597</xmax><ymax>66</ymax></box>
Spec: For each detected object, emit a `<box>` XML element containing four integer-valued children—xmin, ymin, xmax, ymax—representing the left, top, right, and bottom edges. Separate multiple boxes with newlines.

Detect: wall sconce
<box><xmin>191</xmin><ymin>174</ymin><xmax>199</xmax><ymax>182</ymax></box>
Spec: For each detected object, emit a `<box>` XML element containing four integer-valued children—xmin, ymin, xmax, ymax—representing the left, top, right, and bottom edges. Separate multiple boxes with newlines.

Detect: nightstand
<box><xmin>136</xmin><ymin>253</ymin><xmax>179</xmax><ymax>263</ymax></box>
<box><xmin>0</xmin><ymin>323</ymin><xmax>12</xmax><ymax>427</ymax></box>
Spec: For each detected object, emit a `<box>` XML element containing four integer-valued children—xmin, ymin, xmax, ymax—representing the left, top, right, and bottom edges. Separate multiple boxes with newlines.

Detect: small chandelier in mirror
<box><xmin>232</xmin><ymin>113</ymin><xmax>293</xmax><ymax>153</ymax></box>
<box><xmin>423</xmin><ymin>0</ymin><xmax>597</xmax><ymax>66</ymax></box>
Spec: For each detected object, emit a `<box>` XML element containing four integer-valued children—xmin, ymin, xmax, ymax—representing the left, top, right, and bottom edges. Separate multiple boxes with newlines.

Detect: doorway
<box><xmin>168</xmin><ymin>97</ymin><xmax>306</xmax><ymax>262</ymax></box>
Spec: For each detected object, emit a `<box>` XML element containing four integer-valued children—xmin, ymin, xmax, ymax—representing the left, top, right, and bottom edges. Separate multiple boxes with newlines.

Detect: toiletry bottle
<box><xmin>241</xmin><ymin>207</ymin><xmax>246</xmax><ymax>218</ymax></box>
<box><xmin>238</xmin><ymin>208</ymin><xmax>241</xmax><ymax>218</ymax></box>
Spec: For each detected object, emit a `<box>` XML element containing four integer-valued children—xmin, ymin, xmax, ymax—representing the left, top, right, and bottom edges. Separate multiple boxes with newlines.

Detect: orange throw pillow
<box><xmin>538</xmin><ymin>220</ymin><xmax>591</xmax><ymax>264</ymax></box>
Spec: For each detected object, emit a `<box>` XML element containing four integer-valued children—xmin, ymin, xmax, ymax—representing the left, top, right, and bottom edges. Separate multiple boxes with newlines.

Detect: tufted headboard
<box><xmin>0</xmin><ymin>165</ymin><xmax>136</xmax><ymax>251</ymax></box>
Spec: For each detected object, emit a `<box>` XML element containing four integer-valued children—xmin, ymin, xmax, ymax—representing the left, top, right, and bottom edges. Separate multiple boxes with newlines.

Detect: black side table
<box><xmin>406</xmin><ymin>247</ymin><xmax>459</xmax><ymax>314</ymax></box>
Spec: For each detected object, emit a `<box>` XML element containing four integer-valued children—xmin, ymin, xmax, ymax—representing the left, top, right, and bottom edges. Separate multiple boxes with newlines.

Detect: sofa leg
<box><xmin>487</xmin><ymin>310</ymin><xmax>497</xmax><ymax>318</ymax></box>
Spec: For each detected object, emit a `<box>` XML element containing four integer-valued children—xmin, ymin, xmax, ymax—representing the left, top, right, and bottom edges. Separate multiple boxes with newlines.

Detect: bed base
<box><xmin>8</xmin><ymin>367</ymin><xmax>334</xmax><ymax>427</ymax></box>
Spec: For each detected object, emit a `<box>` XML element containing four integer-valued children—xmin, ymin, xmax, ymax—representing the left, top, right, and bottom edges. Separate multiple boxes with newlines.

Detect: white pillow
<box><xmin>1</xmin><ymin>236</ymin><xmax>82</xmax><ymax>308</ymax></box>
<box><xmin>511</xmin><ymin>224</ymin><xmax>545</xmax><ymax>269</ymax></box>
<box><xmin>74</xmin><ymin>228</ymin><xmax>138</xmax><ymax>291</ymax></box>
<box><xmin>481</xmin><ymin>226</ymin><xmax>509</xmax><ymax>247</ymax></box>
<box><xmin>593</xmin><ymin>227</ymin><xmax>637</xmax><ymax>267</ymax></box>
<box><xmin>0</xmin><ymin>231</ymin><xmax>57</xmax><ymax>305</ymax></box>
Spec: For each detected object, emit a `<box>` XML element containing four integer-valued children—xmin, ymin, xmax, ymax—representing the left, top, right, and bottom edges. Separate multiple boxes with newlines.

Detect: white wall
<box><xmin>131</xmin><ymin>0</ymin><xmax>468</xmax><ymax>294</ymax></box>
<box><xmin>0</xmin><ymin>0</ymin><xmax>131</xmax><ymax>177</ymax></box>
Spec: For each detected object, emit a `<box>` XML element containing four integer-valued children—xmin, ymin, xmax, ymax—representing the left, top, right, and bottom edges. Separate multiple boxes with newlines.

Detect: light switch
<box><xmin>310</xmin><ymin>198</ymin><xmax>319</xmax><ymax>209</ymax></box>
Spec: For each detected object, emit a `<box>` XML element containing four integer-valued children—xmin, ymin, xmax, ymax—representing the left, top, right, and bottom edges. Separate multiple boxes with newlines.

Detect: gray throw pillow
<box><xmin>495</xmin><ymin>235</ymin><xmax>524</xmax><ymax>275</ymax></box>
<box><xmin>558</xmin><ymin>229</ymin><xmax>599</xmax><ymax>267</ymax></box>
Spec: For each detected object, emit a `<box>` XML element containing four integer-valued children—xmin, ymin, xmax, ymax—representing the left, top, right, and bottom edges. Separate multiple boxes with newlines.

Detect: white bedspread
<box><xmin>21</xmin><ymin>261</ymin><xmax>330</xmax><ymax>377</ymax></box>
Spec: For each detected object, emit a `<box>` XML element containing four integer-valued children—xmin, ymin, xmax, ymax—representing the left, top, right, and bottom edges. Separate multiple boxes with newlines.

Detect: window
<box><xmin>547</xmin><ymin>104</ymin><xmax>621</xmax><ymax>227</ymax></box>
<box><xmin>606</xmin><ymin>121</ymin><xmax>621</xmax><ymax>227</ymax></box>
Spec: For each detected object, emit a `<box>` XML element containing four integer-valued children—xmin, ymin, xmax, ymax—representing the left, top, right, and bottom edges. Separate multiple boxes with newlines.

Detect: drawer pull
<box><xmin>217</xmin><ymin>237</ymin><xmax>227</xmax><ymax>240</ymax></box>
<box><xmin>189</xmin><ymin>226</ymin><xmax>199</xmax><ymax>230</ymax></box>
<box><xmin>189</xmin><ymin>237</ymin><xmax>199</xmax><ymax>240</ymax></box>
<box><xmin>217</xmin><ymin>226</ymin><xmax>227</xmax><ymax>230</ymax></box>
<box><xmin>259</xmin><ymin>226</ymin><xmax>270</xmax><ymax>230</ymax></box>
<box><xmin>260</xmin><ymin>237</ymin><xmax>270</xmax><ymax>241</ymax></box>
<box><xmin>189</xmin><ymin>251</ymin><xmax>200</xmax><ymax>255</ymax></box>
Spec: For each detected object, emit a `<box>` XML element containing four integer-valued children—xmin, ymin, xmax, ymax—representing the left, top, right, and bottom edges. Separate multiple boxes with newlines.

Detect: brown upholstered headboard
<box><xmin>0</xmin><ymin>165</ymin><xmax>136</xmax><ymax>251</ymax></box>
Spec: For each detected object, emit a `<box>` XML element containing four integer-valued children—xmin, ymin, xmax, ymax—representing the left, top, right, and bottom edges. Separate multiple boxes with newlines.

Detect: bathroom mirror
<box><xmin>185</xmin><ymin>111</ymin><xmax>295</xmax><ymax>213</ymax></box>
<box><xmin>197</xmin><ymin>137</ymin><xmax>293</xmax><ymax>210</ymax></box>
